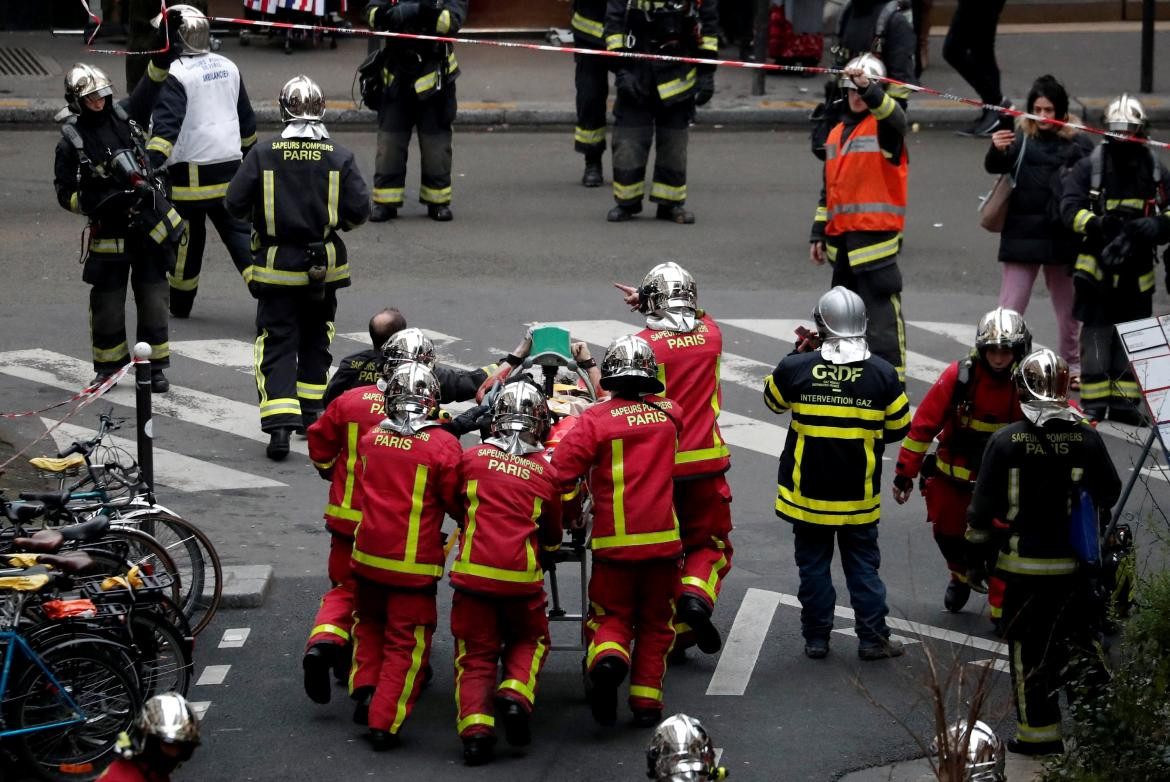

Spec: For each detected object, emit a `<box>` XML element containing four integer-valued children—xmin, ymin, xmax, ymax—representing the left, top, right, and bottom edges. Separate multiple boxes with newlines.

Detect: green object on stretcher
<box><xmin>525</xmin><ymin>325</ymin><xmax>576</xmax><ymax>368</ymax></box>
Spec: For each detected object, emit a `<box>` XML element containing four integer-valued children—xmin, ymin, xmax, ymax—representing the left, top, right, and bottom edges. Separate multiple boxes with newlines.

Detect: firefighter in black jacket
<box><xmin>1062</xmin><ymin>93</ymin><xmax>1170</xmax><ymax>425</ymax></box>
<box><xmin>225</xmin><ymin>76</ymin><xmax>371</xmax><ymax>460</ymax></box>
<box><xmin>365</xmin><ymin>0</ymin><xmax>468</xmax><ymax>223</ymax></box>
<box><xmin>966</xmin><ymin>348</ymin><xmax>1120</xmax><ymax>756</ymax></box>
<box><xmin>571</xmin><ymin>0</ymin><xmax>611</xmax><ymax>188</ymax></box>
<box><xmin>603</xmin><ymin>0</ymin><xmax>719</xmax><ymax>225</ymax></box>
<box><xmin>53</xmin><ymin>22</ymin><xmax>184</xmax><ymax>392</ymax></box>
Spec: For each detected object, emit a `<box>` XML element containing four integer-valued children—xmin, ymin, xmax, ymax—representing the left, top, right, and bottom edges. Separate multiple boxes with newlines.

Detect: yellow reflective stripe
<box><xmin>814</xmin><ymin>205</ymin><xmax>828</xmax><ymax>223</ymax></box>
<box><xmin>297</xmin><ymin>381</ymin><xmax>327</xmax><ymax>400</ymax></box>
<box><xmin>146</xmin><ymin>136</ymin><xmax>173</xmax><ymax>158</ymax></box>
<box><xmin>254</xmin><ymin>329</ymin><xmax>269</xmax><ymax>408</ymax></box>
<box><xmin>592</xmin><ymin>528</ymin><xmax>679</xmax><ymax>550</ymax></box>
<box><xmin>901</xmin><ymin>436</ymin><xmax>931</xmax><ymax>454</ymax></box>
<box><xmin>260</xmin><ymin>398</ymin><xmax>301</xmax><ymax>418</ymax></box>
<box><xmin>791</xmin><ymin>420</ymin><xmax>880</xmax><ymax>440</ymax></box>
<box><xmin>1105</xmin><ymin>198</ymin><xmax>1146</xmax><ymax>210</ymax></box>
<box><xmin>965</xmin><ymin>526</ymin><xmax>991</xmax><ymax>544</ymax></box>
<box><xmin>313</xmin><ymin>457</ymin><xmax>337</xmax><ymax>470</ymax></box>
<box><xmin>676</xmin><ymin>445</ymin><xmax>730</xmax><ymax>465</ymax></box>
<box><xmin>1075</xmin><ymin>254</ymin><xmax>1102</xmax><ymax>280</ymax></box>
<box><xmin>1072</xmin><ymin>209</ymin><xmax>1094</xmax><ymax>234</ymax></box>
<box><xmin>93</xmin><ymin>342</ymin><xmax>129</xmax><ymax>363</ymax></box>
<box><xmin>775</xmin><ymin>495</ymin><xmax>881</xmax><ymax>525</ymax></box>
<box><xmin>871</xmin><ymin>94</ymin><xmax>896</xmax><ymax>121</ymax></box>
<box><xmin>68</xmin><ymin>191</ymin><xmax>81</xmax><ymax>213</ymax></box>
<box><xmin>89</xmin><ymin>238</ymin><xmax>125</xmax><ymax>254</ymax></box>
<box><xmin>326</xmin><ymin>170</ymin><xmax>340</xmax><ymax>231</ymax></box>
<box><xmin>793</xmin><ymin>402</ymin><xmax>884</xmax><ymax>421</ymax></box>
<box><xmin>1006</xmin><ymin>468</ymin><xmax>1019</xmax><ymax>521</ymax></box>
<box><xmin>586</xmin><ymin>640</ymin><xmax>629</xmax><ymax>667</ymax></box>
<box><xmin>629</xmin><ymin>685</ymin><xmax>662</xmax><ymax>701</ymax></box>
<box><xmin>373</xmin><ymin>187</ymin><xmax>404</xmax><ymax>204</ymax></box>
<box><xmin>436</xmin><ymin>8</ymin><xmax>451</xmax><ymax>33</ymax></box>
<box><xmin>148</xmin><ymin>342</ymin><xmax>169</xmax><ymax>360</ymax></box>
<box><xmin>998</xmin><ymin>552</ymin><xmax>1079</xmax><ymax>576</ymax></box>
<box><xmin>1139</xmin><ymin>269</ymin><xmax>1156</xmax><ymax>292</ymax></box>
<box><xmin>262</xmin><ymin>170</ymin><xmax>276</xmax><ymax>235</ymax></box>
<box><xmin>936</xmin><ymin>459</ymin><xmax>972</xmax><ymax>482</ymax></box>
<box><xmin>681</xmin><ymin>552</ymin><xmax>726</xmax><ymax>604</ymax></box>
<box><xmin>891</xmin><ymin>293</ymin><xmax>906</xmax><ymax>383</ymax></box>
<box><xmin>351</xmin><ymin>548</ymin><xmax>444</xmax><ymax>577</ymax></box>
<box><xmin>1016</xmin><ymin>722</ymin><xmax>1062</xmax><ymax>742</ymax></box>
<box><xmin>886</xmin><ymin>84</ymin><xmax>911</xmax><ymax>100</ymax></box>
<box><xmin>452</xmin><ymin>559</ymin><xmax>544</xmax><ymax>583</ymax></box>
<box><xmin>1012</xmin><ymin>643</ymin><xmax>1029</xmax><ymax>727</ymax></box>
<box><xmin>325</xmin><ymin>503</ymin><xmax>362</xmax><ymax>522</ymax></box>
<box><xmin>240</xmin><ymin>132</ymin><xmax>258</xmax><ymax>148</ymax></box>
<box><xmin>963</xmin><ymin>418</ymin><xmax>1007</xmax><ymax>433</ymax></box>
<box><xmin>248</xmin><ymin>267</ymin><xmax>309</xmax><ymax>286</ymax></box>
<box><xmin>886</xmin><ymin>409</ymin><xmax>911</xmax><ymax>430</ymax></box>
<box><xmin>146</xmin><ymin>61</ymin><xmax>168</xmax><ymax>82</ymax></box>
<box><xmin>612</xmin><ymin>439</ymin><xmax>626</xmax><ymax>538</ymax></box>
<box><xmin>367</xmin><ymin>7</ymin><xmax>378</xmax><ymax>26</ymax></box>
<box><xmin>700</xmin><ymin>36</ymin><xmax>718</xmax><ymax>52</ymax></box>
<box><xmin>414</xmin><ymin>69</ymin><xmax>440</xmax><ymax>94</ymax></box>
<box><xmin>500</xmin><ymin>639</ymin><xmax>546</xmax><ymax>705</ymax></box>
<box><xmin>826</xmin><ymin>243</ymin><xmax>838</xmax><ymax>261</ymax></box>
<box><xmin>405</xmin><ymin>465</ymin><xmax>428</xmax><ymax>563</ymax></box>
<box><xmin>460</xmin><ymin>479</ymin><xmax>479</xmax><ymax>564</ymax></box>
<box><xmin>1115</xmin><ymin>380</ymin><xmax>1142</xmax><ymax>399</ymax></box>
<box><xmin>763</xmin><ymin>375</ymin><xmax>789</xmax><ymax>413</ymax></box>
<box><xmin>606</xmin><ymin>33</ymin><xmax>624</xmax><ymax>51</ymax></box>
<box><xmin>149</xmin><ymin>208</ymin><xmax>182</xmax><ymax>243</ymax></box>
<box><xmin>341</xmin><ymin>422</ymin><xmax>360</xmax><ymax>510</ymax></box>
<box><xmin>571</xmin><ymin>11</ymin><xmax>604</xmax><ymax>38</ymax></box>
<box><xmin>657</xmin><ymin>68</ymin><xmax>697</xmax><ymax>101</ymax></box>
<box><xmin>574</xmin><ymin>126</ymin><xmax>607</xmax><ymax>145</ymax></box>
<box><xmin>777</xmin><ymin>484</ymin><xmax>880</xmax><ymax>514</ymax></box>
<box><xmin>847</xmin><ymin>234</ymin><xmax>902</xmax><ymax>266</ymax></box>
<box><xmin>613</xmin><ymin>180</ymin><xmax>645</xmax><ymax>200</ymax></box>
<box><xmin>650</xmin><ymin>181</ymin><xmax>687</xmax><ymax>202</ymax></box>
<box><xmin>310</xmin><ymin>623</ymin><xmax>350</xmax><ymax>642</ymax></box>
<box><xmin>457</xmin><ymin>713</ymin><xmax>495</xmax><ymax>733</ymax></box>
<box><xmin>171</xmin><ymin>182</ymin><xmax>230</xmax><ymax>201</ymax></box>
<box><xmin>390</xmin><ymin>625</ymin><xmax>427</xmax><ymax>733</ymax></box>
<box><xmin>419</xmin><ymin>184</ymin><xmax>452</xmax><ymax>204</ymax></box>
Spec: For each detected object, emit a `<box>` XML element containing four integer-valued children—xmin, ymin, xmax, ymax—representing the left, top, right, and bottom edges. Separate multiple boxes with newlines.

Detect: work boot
<box><xmin>588</xmin><ymin>656</ymin><xmax>628</xmax><ymax>726</ymax></box>
<box><xmin>677</xmin><ymin>594</ymin><xmax>722</xmax><ymax>654</ymax></box>
<box><xmin>370</xmin><ymin>203</ymin><xmax>398</xmax><ymax>222</ymax></box>
<box><xmin>332</xmin><ymin>644</ymin><xmax>351</xmax><ymax>684</ymax></box>
<box><xmin>956</xmin><ymin>99</ymin><xmax>1012</xmax><ymax>138</ymax></box>
<box><xmin>668</xmin><ymin>645</ymin><xmax>689</xmax><ymax>665</ymax></box>
<box><xmin>494</xmin><ymin>695</ymin><xmax>531</xmax><ymax>746</ymax></box>
<box><xmin>1007</xmin><ymin>738</ymin><xmax>1063</xmax><ymax>756</ymax></box>
<box><xmin>352</xmin><ymin>687</ymin><xmax>374</xmax><ymax>726</ymax></box>
<box><xmin>582</xmin><ymin>156</ymin><xmax>604</xmax><ymax>188</ymax></box>
<box><xmin>150</xmin><ymin>369</ymin><xmax>170</xmax><ymax>394</ymax></box>
<box><xmin>302</xmin><ymin>643</ymin><xmax>335</xmax><ymax>704</ymax></box>
<box><xmin>858</xmin><ymin>637</ymin><xmax>905</xmax><ymax>660</ymax></box>
<box><xmin>944</xmin><ymin>577</ymin><xmax>971</xmax><ymax>613</ymax></box>
<box><xmin>804</xmin><ymin>638</ymin><xmax>830</xmax><ymax>659</ymax></box>
<box><xmin>656</xmin><ymin>203</ymin><xmax>695</xmax><ymax>224</ymax></box>
<box><xmin>631</xmin><ymin>707</ymin><xmax>662</xmax><ymax>728</ymax></box>
<box><xmin>266</xmin><ymin>427</ymin><xmax>292</xmax><ymax>461</ymax></box>
<box><xmin>365</xmin><ymin>728</ymin><xmax>400</xmax><ymax>752</ymax></box>
<box><xmin>295</xmin><ymin>409</ymin><xmax>319</xmax><ymax>436</ymax></box>
<box><xmin>607</xmin><ymin>203</ymin><xmax>641</xmax><ymax>222</ymax></box>
<box><xmin>89</xmin><ymin>372</ymin><xmax>115</xmax><ymax>389</ymax></box>
<box><xmin>1107</xmin><ymin>406</ymin><xmax>1148</xmax><ymax>427</ymax></box>
<box><xmin>427</xmin><ymin>204</ymin><xmax>453</xmax><ymax>222</ymax></box>
<box><xmin>462</xmin><ymin>733</ymin><xmax>496</xmax><ymax>766</ymax></box>
<box><xmin>169</xmin><ymin>298</ymin><xmax>192</xmax><ymax>319</ymax></box>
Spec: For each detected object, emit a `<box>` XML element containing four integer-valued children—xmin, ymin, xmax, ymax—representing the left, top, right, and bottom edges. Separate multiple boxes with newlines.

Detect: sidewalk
<box><xmin>1</xmin><ymin>22</ymin><xmax>1169</xmax><ymax>127</ymax></box>
<box><xmin>838</xmin><ymin>753</ymin><xmax>1044</xmax><ymax>782</ymax></box>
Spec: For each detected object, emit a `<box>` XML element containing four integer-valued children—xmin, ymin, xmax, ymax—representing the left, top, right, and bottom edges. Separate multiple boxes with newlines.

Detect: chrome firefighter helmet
<box><xmin>64</xmin><ymin>63</ymin><xmax>113</xmax><ymax>113</ymax></box>
<box><xmin>379</xmin><ymin>363</ymin><xmax>440</xmax><ymax>435</ymax></box>
<box><xmin>928</xmin><ymin>720</ymin><xmax>1005</xmax><ymax>782</ymax></box>
<box><xmin>153</xmin><ymin>4</ymin><xmax>210</xmax><ymax>56</ymax></box>
<box><xmin>641</xmin><ymin>262</ymin><xmax>699</xmax><ymax>332</ymax></box>
<box><xmin>279</xmin><ymin>75</ymin><xmax>326</xmax><ymax>124</ymax></box>
<box><xmin>839</xmin><ymin>52</ymin><xmax>886</xmax><ymax>90</ymax></box>
<box><xmin>118</xmin><ymin>692</ymin><xmax>201</xmax><ymax>759</ymax></box>
<box><xmin>1103</xmin><ymin>93</ymin><xmax>1146</xmax><ymax>135</ymax></box>
<box><xmin>975</xmin><ymin>308</ymin><xmax>1031</xmax><ymax>363</ymax></box>
<box><xmin>814</xmin><ymin>286</ymin><xmax>870</xmax><ymax>365</ymax></box>
<box><xmin>600</xmin><ymin>335</ymin><xmax>664</xmax><ymax>394</ymax></box>
<box><xmin>485</xmin><ymin>379</ymin><xmax>550</xmax><ymax>455</ymax></box>
<box><xmin>381</xmin><ymin>328</ymin><xmax>437</xmax><ymax>374</ymax></box>
<box><xmin>1015</xmin><ymin>348</ymin><xmax>1082</xmax><ymax>425</ymax></box>
<box><xmin>645</xmin><ymin>714</ymin><xmax>723</xmax><ymax>782</ymax></box>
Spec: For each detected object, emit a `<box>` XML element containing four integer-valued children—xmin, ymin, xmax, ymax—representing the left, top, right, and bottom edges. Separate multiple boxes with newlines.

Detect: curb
<box><xmin>218</xmin><ymin>564</ymin><xmax>273</xmax><ymax>609</ymax></box>
<box><xmin>5</xmin><ymin>97</ymin><xmax>1169</xmax><ymax>129</ymax></box>
<box><xmin>837</xmin><ymin>753</ymin><xmax>1044</xmax><ymax>782</ymax></box>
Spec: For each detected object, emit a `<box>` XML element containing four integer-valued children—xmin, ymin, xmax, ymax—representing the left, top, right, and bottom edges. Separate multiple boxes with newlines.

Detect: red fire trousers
<box><xmin>923</xmin><ymin>475</ymin><xmax>1004</xmax><ymax>619</ymax></box>
<box><xmin>676</xmin><ymin>476</ymin><xmax>734</xmax><ymax>610</ymax></box>
<box><xmin>306</xmin><ymin>534</ymin><xmax>356</xmax><ymax>651</ymax></box>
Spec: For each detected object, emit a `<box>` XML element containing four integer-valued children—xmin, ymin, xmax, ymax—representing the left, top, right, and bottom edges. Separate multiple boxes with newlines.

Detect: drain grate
<box><xmin>0</xmin><ymin>47</ymin><xmax>51</xmax><ymax>77</ymax></box>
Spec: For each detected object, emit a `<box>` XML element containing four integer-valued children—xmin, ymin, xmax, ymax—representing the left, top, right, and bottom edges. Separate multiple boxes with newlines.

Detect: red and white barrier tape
<box><xmin>78</xmin><ymin>0</ymin><xmax>173</xmax><ymax>56</ymax></box>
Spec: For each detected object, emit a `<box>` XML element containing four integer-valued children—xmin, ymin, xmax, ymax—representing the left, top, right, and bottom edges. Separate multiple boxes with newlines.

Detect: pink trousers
<box><xmin>997</xmin><ymin>262</ymin><xmax>1080</xmax><ymax>374</ymax></box>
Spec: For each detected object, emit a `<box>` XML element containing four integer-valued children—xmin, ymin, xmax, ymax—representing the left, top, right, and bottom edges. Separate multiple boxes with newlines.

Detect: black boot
<box><xmin>365</xmin><ymin>728</ymin><xmax>400</xmax><ymax>752</ymax></box>
<box><xmin>677</xmin><ymin>594</ymin><xmax>722</xmax><ymax>654</ymax></box>
<box><xmin>302</xmin><ymin>643</ymin><xmax>335</xmax><ymax>704</ymax></box>
<box><xmin>631</xmin><ymin>707</ymin><xmax>662</xmax><ymax>728</ymax></box>
<box><xmin>587</xmin><ymin>656</ymin><xmax>628</xmax><ymax>726</ymax></box>
<box><xmin>150</xmin><ymin>369</ymin><xmax>170</xmax><ymax>394</ymax></box>
<box><xmin>169</xmin><ymin>291</ymin><xmax>193</xmax><ymax>319</ymax></box>
<box><xmin>582</xmin><ymin>155</ymin><xmax>604</xmax><ymax>188</ymax></box>
<box><xmin>656</xmin><ymin>203</ymin><xmax>695</xmax><ymax>224</ymax></box>
<box><xmin>296</xmin><ymin>409</ymin><xmax>320</xmax><ymax>435</ymax></box>
<box><xmin>494</xmin><ymin>695</ymin><xmax>530</xmax><ymax>746</ymax></box>
<box><xmin>943</xmin><ymin>577</ymin><xmax>971</xmax><ymax>613</ymax></box>
<box><xmin>352</xmin><ymin>687</ymin><xmax>374</xmax><ymax>726</ymax></box>
<box><xmin>462</xmin><ymin>733</ymin><xmax>496</xmax><ymax>766</ymax></box>
<box><xmin>607</xmin><ymin>203</ymin><xmax>642</xmax><ymax>222</ymax></box>
<box><xmin>370</xmin><ymin>203</ymin><xmax>398</xmax><ymax>222</ymax></box>
<box><xmin>427</xmin><ymin>204</ymin><xmax>453</xmax><ymax>222</ymax></box>
<box><xmin>266</xmin><ymin>427</ymin><xmax>292</xmax><ymax>461</ymax></box>
<box><xmin>332</xmin><ymin>644</ymin><xmax>351</xmax><ymax>684</ymax></box>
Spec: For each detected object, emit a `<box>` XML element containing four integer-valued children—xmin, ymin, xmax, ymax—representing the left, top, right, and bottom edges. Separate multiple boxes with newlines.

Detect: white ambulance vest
<box><xmin>165</xmin><ymin>54</ymin><xmax>243</xmax><ymax>166</ymax></box>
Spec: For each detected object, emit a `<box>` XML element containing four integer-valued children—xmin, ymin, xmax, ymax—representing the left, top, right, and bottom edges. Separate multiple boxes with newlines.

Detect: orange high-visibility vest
<box><xmin>824</xmin><ymin>114</ymin><xmax>908</xmax><ymax>236</ymax></box>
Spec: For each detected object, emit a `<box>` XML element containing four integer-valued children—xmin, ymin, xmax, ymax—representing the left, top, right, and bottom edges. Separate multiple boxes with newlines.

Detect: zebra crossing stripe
<box><xmin>0</xmin><ymin>349</ymin><xmax>309</xmax><ymax>456</ymax></box>
<box><xmin>42</xmin><ymin>418</ymin><xmax>285</xmax><ymax>492</ymax></box>
<box><xmin>168</xmin><ymin>339</ymin><xmax>258</xmax><ymax>375</ymax></box>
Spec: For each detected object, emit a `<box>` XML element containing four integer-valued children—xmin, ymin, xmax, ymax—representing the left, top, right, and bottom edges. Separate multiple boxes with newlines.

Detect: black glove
<box><xmin>695</xmin><ymin>70</ymin><xmax>715</xmax><ymax>107</ymax></box>
<box><xmin>417</xmin><ymin>0</ymin><xmax>443</xmax><ymax>30</ymax></box>
<box><xmin>1100</xmin><ymin>233</ymin><xmax>1132</xmax><ymax>269</ymax></box>
<box><xmin>152</xmin><ymin>8</ymin><xmax>184</xmax><ymax>66</ymax></box>
<box><xmin>1125</xmin><ymin>215</ymin><xmax>1167</xmax><ymax>242</ymax></box>
<box><xmin>615</xmin><ymin>68</ymin><xmax>644</xmax><ymax>104</ymax></box>
<box><xmin>539</xmin><ymin>550</ymin><xmax>556</xmax><ymax>572</ymax></box>
<box><xmin>1101</xmin><ymin>213</ymin><xmax>1125</xmax><ymax>241</ymax></box>
<box><xmin>892</xmin><ymin>474</ymin><xmax>913</xmax><ymax>494</ymax></box>
<box><xmin>374</xmin><ymin>3</ymin><xmax>419</xmax><ymax>31</ymax></box>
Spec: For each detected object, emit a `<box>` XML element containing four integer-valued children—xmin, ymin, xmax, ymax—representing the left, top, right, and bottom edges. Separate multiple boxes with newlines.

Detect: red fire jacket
<box><xmin>307</xmin><ymin>385</ymin><xmax>386</xmax><ymax>538</ymax></box>
<box><xmin>551</xmin><ymin>395</ymin><xmax>684</xmax><ymax>562</ymax></box>
<box><xmin>96</xmin><ymin>758</ymin><xmax>169</xmax><ymax>782</ymax></box>
<box><xmin>637</xmin><ymin>311</ymin><xmax>730</xmax><ymax>479</ymax></box>
<box><xmin>449</xmin><ymin>444</ymin><xmax>564</xmax><ymax>597</ymax></box>
<box><xmin>350</xmin><ymin>424</ymin><xmax>463</xmax><ymax>589</ymax></box>
<box><xmin>895</xmin><ymin>358</ymin><xmax>1023</xmax><ymax>484</ymax></box>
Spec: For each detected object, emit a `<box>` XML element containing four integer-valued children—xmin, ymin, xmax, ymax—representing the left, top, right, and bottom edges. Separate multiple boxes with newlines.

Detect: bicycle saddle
<box><xmin>28</xmin><ymin>454</ymin><xmax>86</xmax><ymax>473</ymax></box>
<box><xmin>35</xmin><ymin>552</ymin><xmax>97</xmax><ymax>575</ymax></box>
<box><xmin>12</xmin><ymin>515</ymin><xmax>111</xmax><ymax>553</ymax></box>
<box><xmin>19</xmin><ymin>491</ymin><xmax>71</xmax><ymax>508</ymax></box>
<box><xmin>2</xmin><ymin>500</ymin><xmax>46</xmax><ymax>523</ymax></box>
<box><xmin>0</xmin><ymin>565</ymin><xmax>52</xmax><ymax>592</ymax></box>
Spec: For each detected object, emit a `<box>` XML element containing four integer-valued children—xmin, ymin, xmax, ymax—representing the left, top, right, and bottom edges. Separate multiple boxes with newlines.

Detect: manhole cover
<box><xmin>0</xmin><ymin>47</ymin><xmax>52</xmax><ymax>77</ymax></box>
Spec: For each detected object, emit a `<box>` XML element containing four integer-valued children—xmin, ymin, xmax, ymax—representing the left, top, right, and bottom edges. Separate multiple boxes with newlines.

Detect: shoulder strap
<box><xmin>60</xmin><ymin>122</ymin><xmax>92</xmax><ymax>167</ymax></box>
<box><xmin>1089</xmin><ymin>145</ymin><xmax>1104</xmax><ymax>213</ymax></box>
<box><xmin>950</xmin><ymin>357</ymin><xmax>974</xmax><ymax>410</ymax></box>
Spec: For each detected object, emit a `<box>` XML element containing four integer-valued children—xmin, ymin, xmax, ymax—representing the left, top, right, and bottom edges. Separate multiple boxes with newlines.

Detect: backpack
<box><xmin>354</xmin><ymin>46</ymin><xmax>390</xmax><ymax>111</ymax></box>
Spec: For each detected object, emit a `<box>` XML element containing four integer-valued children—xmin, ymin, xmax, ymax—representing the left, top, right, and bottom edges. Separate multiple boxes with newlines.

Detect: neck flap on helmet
<box><xmin>820</xmin><ymin>337</ymin><xmax>870</xmax><ymax>365</ymax></box>
<box><xmin>379</xmin><ymin>409</ymin><xmax>437</xmax><ymax>435</ymax></box>
<box><xmin>646</xmin><ymin>307</ymin><xmax>697</xmax><ymax>333</ymax></box>
<box><xmin>281</xmin><ymin>121</ymin><xmax>329</xmax><ymax>140</ymax></box>
<box><xmin>1020</xmin><ymin>400</ymin><xmax>1083</xmax><ymax>427</ymax></box>
<box><xmin>484</xmin><ymin>432</ymin><xmax>544</xmax><ymax>456</ymax></box>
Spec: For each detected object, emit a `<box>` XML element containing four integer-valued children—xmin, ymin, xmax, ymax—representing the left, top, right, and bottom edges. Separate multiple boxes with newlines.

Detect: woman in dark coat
<box><xmin>986</xmin><ymin>74</ymin><xmax>1094</xmax><ymax>386</ymax></box>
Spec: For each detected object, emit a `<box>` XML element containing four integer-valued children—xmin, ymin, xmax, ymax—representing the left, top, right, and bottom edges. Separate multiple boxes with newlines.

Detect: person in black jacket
<box><xmin>225</xmin><ymin>76</ymin><xmax>370</xmax><ymax>460</ymax></box>
<box><xmin>985</xmin><ymin>75</ymin><xmax>1093</xmax><ymax>387</ymax></box>
<box><xmin>53</xmin><ymin>19</ymin><xmax>184</xmax><ymax>392</ymax></box>
<box><xmin>945</xmin><ymin>0</ymin><xmax>1011</xmax><ymax>137</ymax></box>
<box><xmin>570</xmin><ymin>0</ymin><xmax>610</xmax><ymax>188</ymax></box>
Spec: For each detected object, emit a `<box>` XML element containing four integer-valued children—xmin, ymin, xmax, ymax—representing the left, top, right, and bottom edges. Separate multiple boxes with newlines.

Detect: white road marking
<box><xmin>195</xmin><ymin>665</ymin><xmax>231</xmax><ymax>686</ymax></box>
<box><xmin>718</xmin><ymin>411</ymin><xmax>785</xmax><ymax>458</ymax></box>
<box><xmin>714</xmin><ymin>748</ymin><xmax>723</xmax><ymax>767</ymax></box>
<box><xmin>189</xmin><ymin>701</ymin><xmax>211</xmax><ymax>720</ymax></box>
<box><xmin>967</xmin><ymin>658</ymin><xmax>1010</xmax><ymax>674</ymax></box>
<box><xmin>831</xmin><ymin>628</ymin><xmax>921</xmax><ymax>646</ymax></box>
<box><xmin>0</xmin><ymin>349</ymin><xmax>308</xmax><ymax>455</ymax></box>
<box><xmin>169</xmin><ymin>339</ymin><xmax>256</xmax><ymax>375</ymax></box>
<box><xmin>1136</xmin><ymin>465</ymin><xmax>1170</xmax><ymax>483</ymax></box>
<box><xmin>772</xmin><ymin>591</ymin><xmax>1007</xmax><ymax>656</ymax></box>
<box><xmin>42</xmin><ymin>419</ymin><xmax>284</xmax><ymax>492</ymax></box>
<box><xmin>909</xmin><ymin>320</ymin><xmax>1049</xmax><ymax>352</ymax></box>
<box><xmin>339</xmin><ymin>328</ymin><xmax>461</xmax><ymax>348</ymax></box>
<box><xmin>219</xmin><ymin>628</ymin><xmax>252</xmax><ymax>649</ymax></box>
<box><xmin>706</xmin><ymin>588</ymin><xmax>781</xmax><ymax>696</ymax></box>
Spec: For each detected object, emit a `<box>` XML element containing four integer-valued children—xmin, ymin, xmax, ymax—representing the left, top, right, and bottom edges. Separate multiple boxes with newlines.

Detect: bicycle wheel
<box><xmin>8</xmin><ymin>640</ymin><xmax>140</xmax><ymax>782</ymax></box>
<box><xmin>112</xmin><ymin>513</ymin><xmax>222</xmax><ymax>636</ymax></box>
<box><xmin>129</xmin><ymin>610</ymin><xmax>193</xmax><ymax>698</ymax></box>
<box><xmin>85</xmin><ymin>527</ymin><xmax>182</xmax><ymax>609</ymax></box>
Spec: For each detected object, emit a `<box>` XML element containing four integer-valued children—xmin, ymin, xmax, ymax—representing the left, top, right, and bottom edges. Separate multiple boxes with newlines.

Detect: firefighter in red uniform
<box><xmin>98</xmin><ymin>693</ymin><xmax>200</xmax><ymax>782</ymax></box>
<box><xmin>551</xmin><ymin>335</ymin><xmax>684</xmax><ymax>728</ymax></box>
<box><xmin>348</xmin><ymin>363</ymin><xmax>463</xmax><ymax>751</ymax></box>
<box><xmin>892</xmin><ymin>308</ymin><xmax>1029</xmax><ymax>617</ymax></box>
<box><xmin>448</xmin><ymin>380</ymin><xmax>564</xmax><ymax>766</ymax></box>
<box><xmin>615</xmin><ymin>262</ymin><xmax>731</xmax><ymax>656</ymax></box>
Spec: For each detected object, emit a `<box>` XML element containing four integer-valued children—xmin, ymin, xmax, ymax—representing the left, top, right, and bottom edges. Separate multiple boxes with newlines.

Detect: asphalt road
<box><xmin>2</xmin><ymin>129</ymin><xmax>1168</xmax><ymax>781</ymax></box>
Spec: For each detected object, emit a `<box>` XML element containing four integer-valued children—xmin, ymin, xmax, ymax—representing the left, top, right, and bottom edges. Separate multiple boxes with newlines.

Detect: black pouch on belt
<box><xmin>306</xmin><ymin>242</ymin><xmax>328</xmax><ymax>300</ymax></box>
